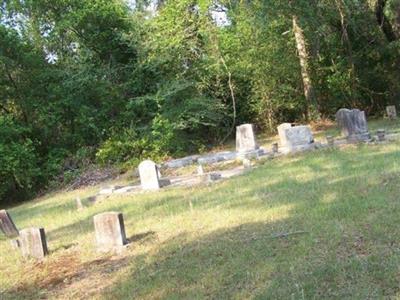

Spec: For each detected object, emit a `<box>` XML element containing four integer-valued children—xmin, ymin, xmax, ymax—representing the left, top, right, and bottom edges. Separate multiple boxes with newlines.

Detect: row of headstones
<box><xmin>138</xmin><ymin>107</ymin><xmax>393</xmax><ymax>191</ymax></box>
<box><xmin>237</xmin><ymin>106</ymin><xmax>395</xmax><ymax>154</ymax></box>
<box><xmin>0</xmin><ymin>209</ymin><xmax>127</xmax><ymax>259</ymax></box>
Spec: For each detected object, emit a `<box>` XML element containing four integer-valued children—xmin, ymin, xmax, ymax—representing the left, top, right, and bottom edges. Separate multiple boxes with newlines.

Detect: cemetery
<box><xmin>2</xmin><ymin>110</ymin><xmax>400</xmax><ymax>299</ymax></box>
<box><xmin>2</xmin><ymin>1</ymin><xmax>400</xmax><ymax>298</ymax></box>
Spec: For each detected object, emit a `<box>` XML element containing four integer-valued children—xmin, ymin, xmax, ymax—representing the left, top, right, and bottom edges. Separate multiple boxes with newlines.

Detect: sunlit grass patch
<box><xmin>2</xmin><ymin>140</ymin><xmax>400</xmax><ymax>299</ymax></box>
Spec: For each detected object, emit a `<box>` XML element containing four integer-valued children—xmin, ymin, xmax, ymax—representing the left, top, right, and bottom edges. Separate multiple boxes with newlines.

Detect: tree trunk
<box><xmin>292</xmin><ymin>15</ymin><xmax>318</xmax><ymax>121</ymax></box>
<box><xmin>335</xmin><ymin>0</ymin><xmax>357</xmax><ymax>106</ymax></box>
<box><xmin>375</xmin><ymin>0</ymin><xmax>398</xmax><ymax>42</ymax></box>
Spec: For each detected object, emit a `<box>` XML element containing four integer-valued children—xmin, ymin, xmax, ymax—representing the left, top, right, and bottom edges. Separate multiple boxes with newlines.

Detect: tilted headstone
<box><xmin>19</xmin><ymin>227</ymin><xmax>48</xmax><ymax>259</ymax></box>
<box><xmin>386</xmin><ymin>105</ymin><xmax>397</xmax><ymax>119</ymax></box>
<box><xmin>93</xmin><ymin>212</ymin><xmax>127</xmax><ymax>252</ymax></box>
<box><xmin>236</xmin><ymin>124</ymin><xmax>259</xmax><ymax>153</ymax></box>
<box><xmin>138</xmin><ymin>160</ymin><xmax>160</xmax><ymax>190</ymax></box>
<box><xmin>0</xmin><ymin>210</ymin><xmax>19</xmax><ymax>238</ymax></box>
<box><xmin>278</xmin><ymin>123</ymin><xmax>314</xmax><ymax>152</ymax></box>
<box><xmin>336</xmin><ymin>108</ymin><xmax>370</xmax><ymax>141</ymax></box>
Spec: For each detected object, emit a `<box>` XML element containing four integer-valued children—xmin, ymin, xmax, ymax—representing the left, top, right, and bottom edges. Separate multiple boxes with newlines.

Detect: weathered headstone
<box><xmin>377</xmin><ymin>129</ymin><xmax>386</xmax><ymax>142</ymax></box>
<box><xmin>138</xmin><ymin>160</ymin><xmax>160</xmax><ymax>190</ymax></box>
<box><xmin>336</xmin><ymin>108</ymin><xmax>370</xmax><ymax>141</ymax></box>
<box><xmin>76</xmin><ymin>197</ymin><xmax>84</xmax><ymax>211</ymax></box>
<box><xmin>0</xmin><ymin>210</ymin><xmax>19</xmax><ymax>238</ymax></box>
<box><xmin>19</xmin><ymin>227</ymin><xmax>48</xmax><ymax>259</ymax></box>
<box><xmin>242</xmin><ymin>158</ymin><xmax>252</xmax><ymax>169</ymax></box>
<box><xmin>197</xmin><ymin>164</ymin><xmax>204</xmax><ymax>176</ymax></box>
<box><xmin>93</xmin><ymin>212</ymin><xmax>127</xmax><ymax>252</ymax></box>
<box><xmin>236</xmin><ymin>124</ymin><xmax>258</xmax><ymax>153</ymax></box>
<box><xmin>386</xmin><ymin>105</ymin><xmax>397</xmax><ymax>119</ymax></box>
<box><xmin>277</xmin><ymin>123</ymin><xmax>314</xmax><ymax>152</ymax></box>
<box><xmin>326</xmin><ymin>135</ymin><xmax>334</xmax><ymax>147</ymax></box>
<box><xmin>271</xmin><ymin>142</ymin><xmax>279</xmax><ymax>154</ymax></box>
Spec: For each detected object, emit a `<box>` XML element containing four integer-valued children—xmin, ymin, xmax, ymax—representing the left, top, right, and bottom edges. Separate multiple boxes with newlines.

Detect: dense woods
<box><xmin>1</xmin><ymin>0</ymin><xmax>399</xmax><ymax>202</ymax></box>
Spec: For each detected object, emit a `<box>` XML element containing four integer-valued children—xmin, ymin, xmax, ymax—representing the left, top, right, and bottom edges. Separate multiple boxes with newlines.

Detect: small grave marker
<box><xmin>93</xmin><ymin>212</ymin><xmax>127</xmax><ymax>252</ymax></box>
<box><xmin>19</xmin><ymin>227</ymin><xmax>48</xmax><ymax>259</ymax></box>
<box><xmin>386</xmin><ymin>105</ymin><xmax>397</xmax><ymax>120</ymax></box>
<box><xmin>236</xmin><ymin>124</ymin><xmax>259</xmax><ymax>153</ymax></box>
<box><xmin>138</xmin><ymin>160</ymin><xmax>161</xmax><ymax>190</ymax></box>
<box><xmin>0</xmin><ymin>210</ymin><xmax>19</xmax><ymax>238</ymax></box>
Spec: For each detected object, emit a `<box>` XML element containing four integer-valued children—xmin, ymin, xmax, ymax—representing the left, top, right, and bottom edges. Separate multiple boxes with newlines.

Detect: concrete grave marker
<box><xmin>19</xmin><ymin>227</ymin><xmax>48</xmax><ymax>259</ymax></box>
<box><xmin>278</xmin><ymin>123</ymin><xmax>314</xmax><ymax>152</ymax></box>
<box><xmin>386</xmin><ymin>105</ymin><xmax>397</xmax><ymax>119</ymax></box>
<box><xmin>94</xmin><ymin>212</ymin><xmax>127</xmax><ymax>252</ymax></box>
<box><xmin>0</xmin><ymin>210</ymin><xmax>19</xmax><ymax>238</ymax></box>
<box><xmin>236</xmin><ymin>124</ymin><xmax>259</xmax><ymax>153</ymax></box>
<box><xmin>139</xmin><ymin>160</ymin><xmax>160</xmax><ymax>190</ymax></box>
<box><xmin>336</xmin><ymin>108</ymin><xmax>370</xmax><ymax>141</ymax></box>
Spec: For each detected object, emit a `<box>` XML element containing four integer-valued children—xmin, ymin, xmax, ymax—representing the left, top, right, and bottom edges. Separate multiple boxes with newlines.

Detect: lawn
<box><xmin>2</xmin><ymin>122</ymin><xmax>400</xmax><ymax>299</ymax></box>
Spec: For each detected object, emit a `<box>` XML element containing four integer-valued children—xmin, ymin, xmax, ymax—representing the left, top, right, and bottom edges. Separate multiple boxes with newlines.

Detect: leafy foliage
<box><xmin>0</xmin><ymin>0</ymin><xmax>400</xmax><ymax>202</ymax></box>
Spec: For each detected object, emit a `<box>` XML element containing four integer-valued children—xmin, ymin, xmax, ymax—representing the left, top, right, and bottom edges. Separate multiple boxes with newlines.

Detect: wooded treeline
<box><xmin>1</xmin><ymin>0</ymin><xmax>399</xmax><ymax>202</ymax></box>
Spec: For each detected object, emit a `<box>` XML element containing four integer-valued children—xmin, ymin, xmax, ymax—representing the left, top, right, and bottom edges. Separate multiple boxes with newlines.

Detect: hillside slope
<box><xmin>2</xmin><ymin>139</ymin><xmax>400</xmax><ymax>299</ymax></box>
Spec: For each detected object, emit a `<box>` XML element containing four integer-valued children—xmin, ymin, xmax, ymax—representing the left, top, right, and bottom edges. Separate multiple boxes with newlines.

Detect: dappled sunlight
<box><xmin>3</xmin><ymin>141</ymin><xmax>400</xmax><ymax>298</ymax></box>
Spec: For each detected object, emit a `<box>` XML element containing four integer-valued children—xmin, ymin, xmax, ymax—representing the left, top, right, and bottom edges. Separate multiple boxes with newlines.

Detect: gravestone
<box><xmin>277</xmin><ymin>123</ymin><xmax>314</xmax><ymax>152</ymax></box>
<box><xmin>236</xmin><ymin>124</ymin><xmax>259</xmax><ymax>153</ymax></box>
<box><xmin>326</xmin><ymin>135</ymin><xmax>334</xmax><ymax>147</ymax></box>
<box><xmin>386</xmin><ymin>105</ymin><xmax>397</xmax><ymax>119</ymax></box>
<box><xmin>377</xmin><ymin>129</ymin><xmax>386</xmax><ymax>142</ymax></box>
<box><xmin>271</xmin><ymin>142</ymin><xmax>279</xmax><ymax>154</ymax></box>
<box><xmin>0</xmin><ymin>210</ymin><xmax>19</xmax><ymax>238</ymax></box>
<box><xmin>93</xmin><ymin>212</ymin><xmax>127</xmax><ymax>252</ymax></box>
<box><xmin>19</xmin><ymin>227</ymin><xmax>48</xmax><ymax>259</ymax></box>
<box><xmin>139</xmin><ymin>160</ymin><xmax>160</xmax><ymax>190</ymax></box>
<box><xmin>336</xmin><ymin>108</ymin><xmax>370</xmax><ymax>141</ymax></box>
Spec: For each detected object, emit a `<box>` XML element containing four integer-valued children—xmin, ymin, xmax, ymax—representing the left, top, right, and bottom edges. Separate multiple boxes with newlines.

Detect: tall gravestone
<box><xmin>139</xmin><ymin>160</ymin><xmax>160</xmax><ymax>190</ymax></box>
<box><xmin>386</xmin><ymin>105</ymin><xmax>397</xmax><ymax>119</ymax></box>
<box><xmin>19</xmin><ymin>227</ymin><xmax>48</xmax><ymax>259</ymax></box>
<box><xmin>277</xmin><ymin>123</ymin><xmax>314</xmax><ymax>152</ymax></box>
<box><xmin>93</xmin><ymin>212</ymin><xmax>127</xmax><ymax>252</ymax></box>
<box><xmin>236</xmin><ymin>124</ymin><xmax>258</xmax><ymax>153</ymax></box>
<box><xmin>336</xmin><ymin>108</ymin><xmax>370</xmax><ymax>141</ymax></box>
<box><xmin>0</xmin><ymin>210</ymin><xmax>19</xmax><ymax>238</ymax></box>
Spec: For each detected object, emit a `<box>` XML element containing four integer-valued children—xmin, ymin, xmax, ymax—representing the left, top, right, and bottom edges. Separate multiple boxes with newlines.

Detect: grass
<box><xmin>2</xmin><ymin>119</ymin><xmax>400</xmax><ymax>299</ymax></box>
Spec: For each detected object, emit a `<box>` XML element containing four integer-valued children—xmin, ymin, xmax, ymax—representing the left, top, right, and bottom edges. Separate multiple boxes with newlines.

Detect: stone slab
<box><xmin>94</xmin><ymin>212</ymin><xmax>127</xmax><ymax>252</ymax></box>
<box><xmin>19</xmin><ymin>227</ymin><xmax>48</xmax><ymax>259</ymax></box>
<box><xmin>0</xmin><ymin>210</ymin><xmax>19</xmax><ymax>238</ymax></box>
<box><xmin>163</xmin><ymin>155</ymin><xmax>200</xmax><ymax>169</ymax></box>
<box><xmin>197</xmin><ymin>151</ymin><xmax>237</xmax><ymax>165</ymax></box>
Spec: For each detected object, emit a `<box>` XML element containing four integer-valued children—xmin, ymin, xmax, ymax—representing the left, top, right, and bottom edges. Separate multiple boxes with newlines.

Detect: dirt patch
<box><xmin>66</xmin><ymin>167</ymin><xmax>119</xmax><ymax>191</ymax></box>
<box><xmin>3</xmin><ymin>249</ymin><xmax>133</xmax><ymax>300</ymax></box>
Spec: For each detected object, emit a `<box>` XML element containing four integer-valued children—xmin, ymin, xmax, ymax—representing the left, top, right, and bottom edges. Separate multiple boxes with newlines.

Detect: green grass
<box><xmin>2</xmin><ymin>121</ymin><xmax>400</xmax><ymax>299</ymax></box>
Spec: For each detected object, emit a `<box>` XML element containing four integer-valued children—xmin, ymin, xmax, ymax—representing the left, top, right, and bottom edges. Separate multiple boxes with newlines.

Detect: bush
<box><xmin>0</xmin><ymin>117</ymin><xmax>40</xmax><ymax>202</ymax></box>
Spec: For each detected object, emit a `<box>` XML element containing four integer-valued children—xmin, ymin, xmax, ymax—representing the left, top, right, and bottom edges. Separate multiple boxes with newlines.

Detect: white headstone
<box><xmin>236</xmin><ymin>124</ymin><xmax>258</xmax><ymax>153</ymax></box>
<box><xmin>138</xmin><ymin>160</ymin><xmax>160</xmax><ymax>190</ymax></box>
<box><xmin>278</xmin><ymin>123</ymin><xmax>314</xmax><ymax>152</ymax></box>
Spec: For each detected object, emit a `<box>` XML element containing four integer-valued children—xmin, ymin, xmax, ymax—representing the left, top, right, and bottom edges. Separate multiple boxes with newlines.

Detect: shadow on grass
<box><xmin>100</xmin><ymin>145</ymin><xmax>400</xmax><ymax>299</ymax></box>
<box><xmin>5</xmin><ymin>143</ymin><xmax>400</xmax><ymax>298</ymax></box>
